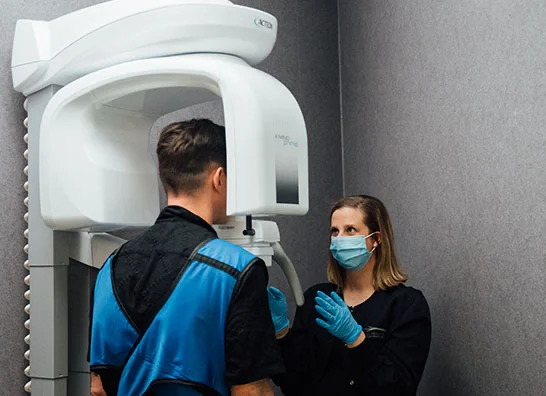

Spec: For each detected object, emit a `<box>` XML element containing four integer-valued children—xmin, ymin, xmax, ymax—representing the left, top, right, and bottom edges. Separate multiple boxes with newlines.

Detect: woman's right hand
<box><xmin>267</xmin><ymin>286</ymin><xmax>290</xmax><ymax>335</ymax></box>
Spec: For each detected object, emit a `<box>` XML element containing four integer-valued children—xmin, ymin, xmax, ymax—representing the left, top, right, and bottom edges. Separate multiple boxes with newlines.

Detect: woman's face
<box><xmin>331</xmin><ymin>206</ymin><xmax>375</xmax><ymax>252</ymax></box>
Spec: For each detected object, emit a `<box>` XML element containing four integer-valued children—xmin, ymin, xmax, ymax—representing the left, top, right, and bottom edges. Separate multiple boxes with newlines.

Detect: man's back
<box><xmin>90</xmin><ymin>205</ymin><xmax>284</xmax><ymax>395</ymax></box>
<box><xmin>113</xmin><ymin>205</ymin><xmax>218</xmax><ymax>335</ymax></box>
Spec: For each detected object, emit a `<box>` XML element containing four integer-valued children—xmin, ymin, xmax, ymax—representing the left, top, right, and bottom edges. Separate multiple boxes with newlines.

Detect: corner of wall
<box><xmin>336</xmin><ymin>0</ymin><xmax>345</xmax><ymax>196</ymax></box>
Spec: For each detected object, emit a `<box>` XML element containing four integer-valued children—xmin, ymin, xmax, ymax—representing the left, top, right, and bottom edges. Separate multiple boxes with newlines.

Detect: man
<box><xmin>89</xmin><ymin>119</ymin><xmax>284</xmax><ymax>395</ymax></box>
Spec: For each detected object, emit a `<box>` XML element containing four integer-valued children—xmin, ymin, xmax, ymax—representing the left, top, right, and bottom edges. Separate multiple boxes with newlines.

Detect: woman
<box><xmin>268</xmin><ymin>195</ymin><xmax>431</xmax><ymax>396</ymax></box>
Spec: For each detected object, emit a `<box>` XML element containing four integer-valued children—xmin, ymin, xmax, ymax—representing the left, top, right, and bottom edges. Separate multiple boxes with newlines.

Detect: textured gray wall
<box><xmin>338</xmin><ymin>1</ymin><xmax>546</xmax><ymax>395</ymax></box>
<box><xmin>0</xmin><ymin>0</ymin><xmax>341</xmax><ymax>394</ymax></box>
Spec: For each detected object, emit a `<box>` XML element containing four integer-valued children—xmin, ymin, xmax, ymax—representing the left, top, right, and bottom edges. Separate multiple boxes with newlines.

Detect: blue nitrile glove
<box><xmin>267</xmin><ymin>286</ymin><xmax>290</xmax><ymax>333</ymax></box>
<box><xmin>315</xmin><ymin>290</ymin><xmax>362</xmax><ymax>345</ymax></box>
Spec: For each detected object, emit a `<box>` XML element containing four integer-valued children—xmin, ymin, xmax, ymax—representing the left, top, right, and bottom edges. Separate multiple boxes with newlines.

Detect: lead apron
<box><xmin>90</xmin><ymin>238</ymin><xmax>257</xmax><ymax>395</ymax></box>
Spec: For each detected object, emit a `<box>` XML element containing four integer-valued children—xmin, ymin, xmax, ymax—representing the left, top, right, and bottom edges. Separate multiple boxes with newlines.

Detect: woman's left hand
<box><xmin>267</xmin><ymin>286</ymin><xmax>290</xmax><ymax>334</ymax></box>
<box><xmin>315</xmin><ymin>291</ymin><xmax>363</xmax><ymax>345</ymax></box>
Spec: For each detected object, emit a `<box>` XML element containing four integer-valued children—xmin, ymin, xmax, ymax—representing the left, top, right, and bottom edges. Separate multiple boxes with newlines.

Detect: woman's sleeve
<box><xmin>272</xmin><ymin>292</ymin><xmax>317</xmax><ymax>395</ymax></box>
<box><xmin>347</xmin><ymin>291</ymin><xmax>432</xmax><ymax>396</ymax></box>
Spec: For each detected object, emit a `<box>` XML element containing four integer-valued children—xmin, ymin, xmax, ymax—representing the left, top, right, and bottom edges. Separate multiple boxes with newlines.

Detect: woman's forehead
<box><xmin>331</xmin><ymin>206</ymin><xmax>365</xmax><ymax>224</ymax></box>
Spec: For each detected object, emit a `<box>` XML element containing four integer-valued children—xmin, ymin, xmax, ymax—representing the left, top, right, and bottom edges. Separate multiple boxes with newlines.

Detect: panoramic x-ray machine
<box><xmin>11</xmin><ymin>0</ymin><xmax>308</xmax><ymax>394</ymax></box>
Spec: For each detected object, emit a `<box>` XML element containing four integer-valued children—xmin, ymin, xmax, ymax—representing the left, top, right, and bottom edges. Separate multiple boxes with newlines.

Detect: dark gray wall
<box><xmin>338</xmin><ymin>1</ymin><xmax>546</xmax><ymax>395</ymax></box>
<box><xmin>0</xmin><ymin>0</ymin><xmax>341</xmax><ymax>394</ymax></box>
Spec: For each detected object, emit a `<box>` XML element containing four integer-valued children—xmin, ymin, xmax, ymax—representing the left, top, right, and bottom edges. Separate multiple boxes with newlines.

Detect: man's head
<box><xmin>156</xmin><ymin>119</ymin><xmax>227</xmax><ymax>224</ymax></box>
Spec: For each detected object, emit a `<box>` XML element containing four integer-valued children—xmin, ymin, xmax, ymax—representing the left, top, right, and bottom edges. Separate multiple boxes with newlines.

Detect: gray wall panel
<box><xmin>338</xmin><ymin>1</ymin><xmax>546</xmax><ymax>395</ymax></box>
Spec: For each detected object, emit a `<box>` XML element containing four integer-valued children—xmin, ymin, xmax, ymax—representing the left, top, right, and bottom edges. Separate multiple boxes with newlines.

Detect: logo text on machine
<box><xmin>255</xmin><ymin>18</ymin><xmax>273</xmax><ymax>29</ymax></box>
<box><xmin>275</xmin><ymin>134</ymin><xmax>298</xmax><ymax>148</ymax></box>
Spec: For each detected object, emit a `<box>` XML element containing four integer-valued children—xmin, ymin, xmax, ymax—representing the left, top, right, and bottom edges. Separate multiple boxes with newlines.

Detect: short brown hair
<box><xmin>156</xmin><ymin>119</ymin><xmax>226</xmax><ymax>194</ymax></box>
<box><xmin>327</xmin><ymin>195</ymin><xmax>408</xmax><ymax>290</ymax></box>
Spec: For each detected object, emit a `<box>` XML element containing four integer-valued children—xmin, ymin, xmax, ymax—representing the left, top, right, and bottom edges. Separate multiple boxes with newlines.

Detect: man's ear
<box><xmin>211</xmin><ymin>166</ymin><xmax>226</xmax><ymax>192</ymax></box>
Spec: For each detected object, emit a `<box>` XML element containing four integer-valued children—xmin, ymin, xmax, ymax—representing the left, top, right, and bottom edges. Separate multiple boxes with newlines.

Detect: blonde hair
<box><xmin>327</xmin><ymin>195</ymin><xmax>407</xmax><ymax>290</ymax></box>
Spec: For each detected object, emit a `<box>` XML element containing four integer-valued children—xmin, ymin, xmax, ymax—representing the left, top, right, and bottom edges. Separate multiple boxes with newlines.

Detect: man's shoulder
<box><xmin>116</xmin><ymin>220</ymin><xmax>214</xmax><ymax>257</ymax></box>
<box><xmin>197</xmin><ymin>238</ymin><xmax>263</xmax><ymax>273</ymax></box>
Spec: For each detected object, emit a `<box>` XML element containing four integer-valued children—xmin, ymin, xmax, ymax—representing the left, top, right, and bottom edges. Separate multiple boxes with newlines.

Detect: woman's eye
<box><xmin>347</xmin><ymin>227</ymin><xmax>356</xmax><ymax>233</ymax></box>
<box><xmin>331</xmin><ymin>229</ymin><xmax>339</xmax><ymax>236</ymax></box>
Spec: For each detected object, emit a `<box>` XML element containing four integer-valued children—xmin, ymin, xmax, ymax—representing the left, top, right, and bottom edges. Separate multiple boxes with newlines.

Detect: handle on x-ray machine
<box><xmin>272</xmin><ymin>242</ymin><xmax>305</xmax><ymax>306</ymax></box>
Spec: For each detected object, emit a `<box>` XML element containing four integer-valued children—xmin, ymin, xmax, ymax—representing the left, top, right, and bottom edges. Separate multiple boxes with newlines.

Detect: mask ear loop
<box><xmin>363</xmin><ymin>232</ymin><xmax>379</xmax><ymax>253</ymax></box>
<box><xmin>371</xmin><ymin>231</ymin><xmax>381</xmax><ymax>248</ymax></box>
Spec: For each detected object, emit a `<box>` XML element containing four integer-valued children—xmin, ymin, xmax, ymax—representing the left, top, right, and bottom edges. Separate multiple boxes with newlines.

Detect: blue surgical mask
<box><xmin>330</xmin><ymin>233</ymin><xmax>378</xmax><ymax>271</ymax></box>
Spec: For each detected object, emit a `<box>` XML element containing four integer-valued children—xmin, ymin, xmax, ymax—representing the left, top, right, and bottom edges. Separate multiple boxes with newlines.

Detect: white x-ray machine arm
<box><xmin>12</xmin><ymin>1</ymin><xmax>308</xmax><ymax>395</ymax></box>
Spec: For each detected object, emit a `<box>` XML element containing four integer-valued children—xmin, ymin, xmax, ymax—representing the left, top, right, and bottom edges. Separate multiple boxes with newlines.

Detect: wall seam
<box><xmin>336</xmin><ymin>0</ymin><xmax>346</xmax><ymax>196</ymax></box>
